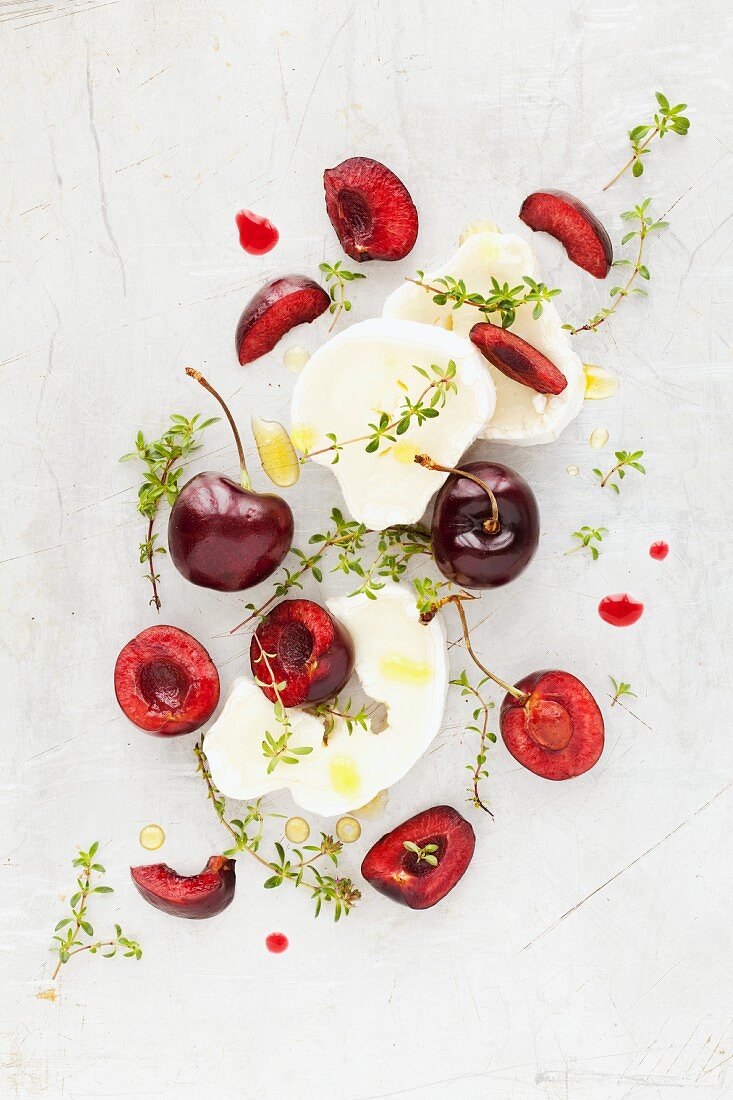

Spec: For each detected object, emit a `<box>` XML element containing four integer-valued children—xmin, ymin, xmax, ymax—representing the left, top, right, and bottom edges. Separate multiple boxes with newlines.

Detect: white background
<box><xmin>2</xmin><ymin>2</ymin><xmax>732</xmax><ymax>1097</ymax></box>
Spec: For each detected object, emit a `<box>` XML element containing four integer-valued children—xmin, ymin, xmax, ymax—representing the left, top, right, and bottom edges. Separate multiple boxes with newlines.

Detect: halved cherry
<box><xmin>323</xmin><ymin>157</ymin><xmax>418</xmax><ymax>262</ymax></box>
<box><xmin>250</xmin><ymin>598</ymin><xmax>354</xmax><ymax>708</ymax></box>
<box><xmin>361</xmin><ymin>806</ymin><xmax>475</xmax><ymax>910</ymax></box>
<box><xmin>236</xmin><ymin>276</ymin><xmax>329</xmax><ymax>365</ymax></box>
<box><xmin>130</xmin><ymin>856</ymin><xmax>235</xmax><ymax>919</ymax></box>
<box><xmin>519</xmin><ymin>190</ymin><xmax>613</xmax><ymax>279</ymax></box>
<box><xmin>500</xmin><ymin>670</ymin><xmax>604</xmax><ymax>780</ymax></box>
<box><xmin>470</xmin><ymin>322</ymin><xmax>567</xmax><ymax>395</ymax></box>
<box><xmin>114</xmin><ymin>625</ymin><xmax>220</xmax><ymax>736</ymax></box>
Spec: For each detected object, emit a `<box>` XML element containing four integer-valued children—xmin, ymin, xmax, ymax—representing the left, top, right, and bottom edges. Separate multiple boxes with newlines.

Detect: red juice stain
<box><xmin>598</xmin><ymin>593</ymin><xmax>644</xmax><ymax>627</ymax></box>
<box><xmin>266</xmin><ymin>932</ymin><xmax>289</xmax><ymax>954</ymax></box>
<box><xmin>649</xmin><ymin>540</ymin><xmax>669</xmax><ymax>561</ymax></box>
<box><xmin>236</xmin><ymin>209</ymin><xmax>279</xmax><ymax>255</ymax></box>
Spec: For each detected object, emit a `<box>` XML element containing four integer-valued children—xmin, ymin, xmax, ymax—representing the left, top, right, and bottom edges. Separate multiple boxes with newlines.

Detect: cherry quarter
<box><xmin>130</xmin><ymin>856</ymin><xmax>235</xmax><ymax>919</ymax></box>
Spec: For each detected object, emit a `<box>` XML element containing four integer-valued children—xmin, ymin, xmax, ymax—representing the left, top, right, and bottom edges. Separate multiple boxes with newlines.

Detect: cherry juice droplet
<box><xmin>650</xmin><ymin>540</ymin><xmax>669</xmax><ymax>561</ymax></box>
<box><xmin>236</xmin><ymin>209</ymin><xmax>279</xmax><ymax>255</ymax></box>
<box><xmin>598</xmin><ymin>593</ymin><xmax>644</xmax><ymax>627</ymax></box>
<box><xmin>266</xmin><ymin>932</ymin><xmax>289</xmax><ymax>954</ymax></box>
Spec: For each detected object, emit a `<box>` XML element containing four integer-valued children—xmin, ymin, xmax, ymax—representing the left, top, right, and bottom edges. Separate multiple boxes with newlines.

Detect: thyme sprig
<box><xmin>568</xmin><ymin>201</ymin><xmax>668</xmax><ymax>335</ymax></box>
<box><xmin>451</xmin><ymin>671</ymin><xmax>496</xmax><ymax>817</ymax></box>
<box><xmin>603</xmin><ymin>92</ymin><xmax>690</xmax><ymax>191</ymax></box>
<box><xmin>194</xmin><ymin>742</ymin><xmax>360</xmax><ymax>920</ymax></box>
<box><xmin>403</xmin><ymin>840</ymin><xmax>439</xmax><ymax>867</ymax></box>
<box><xmin>302</xmin><ymin>361</ymin><xmax>458</xmax><ymax>463</ymax></box>
<box><xmin>567</xmin><ymin>526</ymin><xmax>608</xmax><ymax>560</ymax></box>
<box><xmin>594</xmin><ymin>450</ymin><xmax>645</xmax><ymax>493</ymax></box>
<box><xmin>50</xmin><ymin>842</ymin><xmax>142</xmax><ymax>981</ymax></box>
<box><xmin>408</xmin><ymin>272</ymin><xmax>561</xmax><ymax>329</ymax></box>
<box><xmin>232</xmin><ymin>511</ymin><xmax>431</xmax><ymax>632</ymax></box>
<box><xmin>309</xmin><ymin>696</ymin><xmax>370</xmax><ymax>743</ymax></box>
<box><xmin>121</xmin><ymin>413</ymin><xmax>218</xmax><ymax>609</ymax></box>
<box><xmin>251</xmin><ymin>636</ymin><xmax>313</xmax><ymax>774</ymax></box>
<box><xmin>319</xmin><ymin>260</ymin><xmax>366</xmax><ymax>331</ymax></box>
<box><xmin>610</xmin><ymin>677</ymin><xmax>637</xmax><ymax>706</ymax></box>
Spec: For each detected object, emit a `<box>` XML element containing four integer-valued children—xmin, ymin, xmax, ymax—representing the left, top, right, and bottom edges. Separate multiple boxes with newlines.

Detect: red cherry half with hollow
<box><xmin>323</xmin><ymin>156</ymin><xmax>418</xmax><ymax>262</ymax></box>
<box><xmin>500</xmin><ymin>670</ymin><xmax>604</xmax><ymax>780</ymax></box>
<box><xmin>429</xmin><ymin>459</ymin><xmax>540</xmax><ymax>589</ymax></box>
<box><xmin>114</xmin><ymin>625</ymin><xmax>220</xmax><ymax>736</ymax></box>
<box><xmin>251</xmin><ymin>598</ymin><xmax>354</xmax><ymax>708</ymax></box>
<box><xmin>361</xmin><ymin>805</ymin><xmax>475</xmax><ymax>910</ymax></box>
<box><xmin>168</xmin><ymin>370</ymin><xmax>294</xmax><ymax>592</ymax></box>
<box><xmin>130</xmin><ymin>856</ymin><xmax>235</xmax><ymax>919</ymax></box>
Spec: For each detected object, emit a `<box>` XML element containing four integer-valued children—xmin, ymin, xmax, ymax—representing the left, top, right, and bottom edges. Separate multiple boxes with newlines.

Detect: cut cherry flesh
<box><xmin>251</xmin><ymin>598</ymin><xmax>354</xmax><ymax>708</ymax></box>
<box><xmin>598</xmin><ymin>593</ymin><xmax>644</xmax><ymax>627</ymax></box>
<box><xmin>235</xmin><ymin>209</ymin><xmax>279</xmax><ymax>255</ymax></box>
<box><xmin>130</xmin><ymin>856</ymin><xmax>235</xmax><ymax>919</ymax></box>
<box><xmin>114</xmin><ymin>625</ymin><xmax>220</xmax><ymax>736</ymax></box>
<box><xmin>168</xmin><ymin>473</ymin><xmax>294</xmax><ymax>592</ymax></box>
<box><xmin>470</xmin><ymin>322</ymin><xmax>567</xmax><ymax>395</ymax></box>
<box><xmin>519</xmin><ymin>190</ymin><xmax>613</xmax><ymax>279</ymax></box>
<box><xmin>323</xmin><ymin>157</ymin><xmax>418</xmax><ymax>262</ymax></box>
<box><xmin>500</xmin><ymin>670</ymin><xmax>604</xmax><ymax>780</ymax></box>
<box><xmin>235</xmin><ymin>276</ymin><xmax>329</xmax><ymax>365</ymax></box>
<box><xmin>361</xmin><ymin>805</ymin><xmax>475</xmax><ymax>910</ymax></box>
<box><xmin>431</xmin><ymin>461</ymin><xmax>539</xmax><ymax>589</ymax></box>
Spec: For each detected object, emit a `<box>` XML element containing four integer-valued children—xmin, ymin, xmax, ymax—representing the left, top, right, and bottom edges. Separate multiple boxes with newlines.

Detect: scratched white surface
<box><xmin>1</xmin><ymin>2</ymin><xmax>732</xmax><ymax>1097</ymax></box>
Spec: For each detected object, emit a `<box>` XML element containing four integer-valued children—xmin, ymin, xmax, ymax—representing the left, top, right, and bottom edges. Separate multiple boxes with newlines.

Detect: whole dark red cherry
<box><xmin>168</xmin><ymin>370</ymin><xmax>293</xmax><ymax>592</ymax></box>
<box><xmin>427</xmin><ymin>458</ymin><xmax>539</xmax><ymax>589</ymax></box>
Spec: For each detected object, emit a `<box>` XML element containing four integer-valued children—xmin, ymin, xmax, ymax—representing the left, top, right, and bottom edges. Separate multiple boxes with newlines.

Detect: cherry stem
<box><xmin>428</xmin><ymin>594</ymin><xmax>528</xmax><ymax>703</ymax></box>
<box><xmin>414</xmin><ymin>454</ymin><xmax>500</xmax><ymax>533</ymax></box>
<box><xmin>185</xmin><ymin>368</ymin><xmax>251</xmax><ymax>491</ymax></box>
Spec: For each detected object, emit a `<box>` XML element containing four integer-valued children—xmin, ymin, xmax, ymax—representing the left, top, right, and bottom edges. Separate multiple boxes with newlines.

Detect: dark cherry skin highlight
<box><xmin>429</xmin><ymin>459</ymin><xmax>540</xmax><ymax>589</ymax></box>
<box><xmin>114</xmin><ymin>625</ymin><xmax>220</xmax><ymax>736</ymax></box>
<box><xmin>168</xmin><ymin>370</ymin><xmax>293</xmax><ymax>593</ymax></box>
<box><xmin>130</xmin><ymin>856</ymin><xmax>235</xmax><ymax>919</ymax></box>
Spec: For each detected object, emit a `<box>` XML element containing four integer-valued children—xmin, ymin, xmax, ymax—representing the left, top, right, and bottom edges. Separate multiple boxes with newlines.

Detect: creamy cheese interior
<box><xmin>290</xmin><ymin>317</ymin><xmax>495</xmax><ymax>528</ymax></box>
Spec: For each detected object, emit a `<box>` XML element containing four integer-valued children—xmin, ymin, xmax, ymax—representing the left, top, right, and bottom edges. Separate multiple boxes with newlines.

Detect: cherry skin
<box><xmin>169</xmin><ymin>473</ymin><xmax>293</xmax><ymax>592</ymax></box>
<box><xmin>430</xmin><ymin>461</ymin><xmax>540</xmax><ymax>589</ymax></box>
<box><xmin>168</xmin><ymin>370</ymin><xmax>294</xmax><ymax>593</ymax></box>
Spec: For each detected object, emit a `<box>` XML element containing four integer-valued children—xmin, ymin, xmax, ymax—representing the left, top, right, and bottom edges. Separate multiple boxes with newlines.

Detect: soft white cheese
<box><xmin>204</xmin><ymin>584</ymin><xmax>448</xmax><ymax>816</ymax></box>
<box><xmin>290</xmin><ymin>317</ymin><xmax>495</xmax><ymax>528</ymax></box>
<box><xmin>383</xmin><ymin>231</ymin><xmax>585</xmax><ymax>446</ymax></box>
